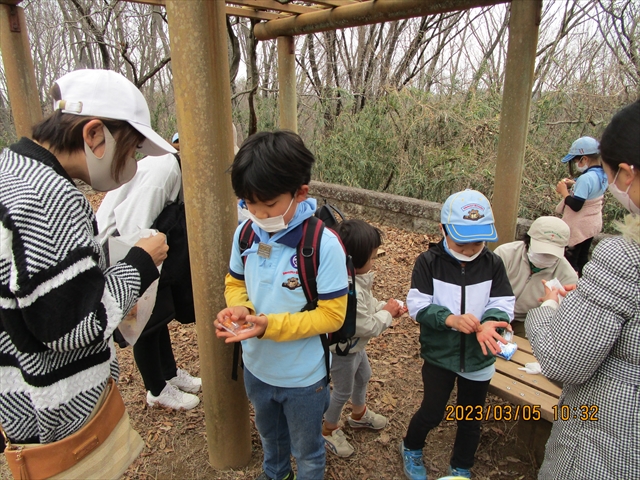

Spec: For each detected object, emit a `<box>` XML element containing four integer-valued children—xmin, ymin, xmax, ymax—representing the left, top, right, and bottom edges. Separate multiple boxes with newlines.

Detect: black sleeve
<box><xmin>564</xmin><ymin>195</ymin><xmax>585</xmax><ymax>212</ymax></box>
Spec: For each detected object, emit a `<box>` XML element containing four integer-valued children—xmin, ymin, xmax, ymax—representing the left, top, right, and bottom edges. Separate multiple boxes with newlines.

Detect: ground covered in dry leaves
<box><xmin>0</xmin><ymin>190</ymin><xmax>541</xmax><ymax>479</ymax></box>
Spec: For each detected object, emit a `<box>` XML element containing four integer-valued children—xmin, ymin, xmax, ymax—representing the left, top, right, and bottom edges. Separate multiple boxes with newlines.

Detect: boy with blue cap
<box><xmin>555</xmin><ymin>136</ymin><xmax>607</xmax><ymax>276</ymax></box>
<box><xmin>399</xmin><ymin>190</ymin><xmax>515</xmax><ymax>480</ymax></box>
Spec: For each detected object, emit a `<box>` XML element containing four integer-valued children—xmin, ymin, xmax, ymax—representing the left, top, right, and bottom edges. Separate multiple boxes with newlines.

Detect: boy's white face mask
<box><xmin>85</xmin><ymin>126</ymin><xmax>137</xmax><ymax>192</ymax></box>
<box><xmin>245</xmin><ymin>197</ymin><xmax>296</xmax><ymax>233</ymax></box>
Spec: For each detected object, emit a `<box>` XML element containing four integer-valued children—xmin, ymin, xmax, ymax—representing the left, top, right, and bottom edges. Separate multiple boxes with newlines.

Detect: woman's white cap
<box><xmin>53</xmin><ymin>69</ymin><xmax>176</xmax><ymax>156</ymax></box>
<box><xmin>528</xmin><ymin>216</ymin><xmax>570</xmax><ymax>258</ymax></box>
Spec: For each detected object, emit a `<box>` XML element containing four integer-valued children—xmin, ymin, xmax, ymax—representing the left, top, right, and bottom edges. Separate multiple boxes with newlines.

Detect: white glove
<box><xmin>518</xmin><ymin>362</ymin><xmax>541</xmax><ymax>374</ymax></box>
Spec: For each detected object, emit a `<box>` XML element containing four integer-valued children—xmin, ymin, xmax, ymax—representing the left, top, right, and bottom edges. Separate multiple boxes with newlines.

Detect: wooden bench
<box><xmin>489</xmin><ymin>336</ymin><xmax>562</xmax><ymax>465</ymax></box>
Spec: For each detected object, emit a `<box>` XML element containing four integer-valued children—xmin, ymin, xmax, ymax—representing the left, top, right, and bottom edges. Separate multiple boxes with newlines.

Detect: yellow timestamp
<box><xmin>444</xmin><ymin>404</ymin><xmax>542</xmax><ymax>421</ymax></box>
<box><xmin>552</xmin><ymin>405</ymin><xmax>599</xmax><ymax>421</ymax></box>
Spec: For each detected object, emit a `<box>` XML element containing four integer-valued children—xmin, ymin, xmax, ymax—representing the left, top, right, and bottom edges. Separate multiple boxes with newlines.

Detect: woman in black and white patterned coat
<box><xmin>0</xmin><ymin>70</ymin><xmax>174</xmax><ymax>447</ymax></box>
<box><xmin>526</xmin><ymin>101</ymin><xmax>640</xmax><ymax>479</ymax></box>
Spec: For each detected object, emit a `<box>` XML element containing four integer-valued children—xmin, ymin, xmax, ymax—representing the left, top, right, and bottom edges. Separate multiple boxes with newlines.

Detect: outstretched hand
<box><xmin>538</xmin><ymin>280</ymin><xmax>576</xmax><ymax>303</ymax></box>
<box><xmin>476</xmin><ymin>320</ymin><xmax>511</xmax><ymax>356</ymax></box>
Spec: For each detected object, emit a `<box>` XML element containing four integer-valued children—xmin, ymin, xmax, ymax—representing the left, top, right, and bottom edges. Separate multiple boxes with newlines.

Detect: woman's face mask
<box><xmin>85</xmin><ymin>126</ymin><xmax>137</xmax><ymax>192</ymax></box>
<box><xmin>608</xmin><ymin>166</ymin><xmax>639</xmax><ymax>214</ymax></box>
<box><xmin>527</xmin><ymin>251</ymin><xmax>558</xmax><ymax>269</ymax></box>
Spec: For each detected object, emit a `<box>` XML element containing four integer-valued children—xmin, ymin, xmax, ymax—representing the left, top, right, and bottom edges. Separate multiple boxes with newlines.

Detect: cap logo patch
<box><xmin>461</xmin><ymin>204</ymin><xmax>485</xmax><ymax>221</ymax></box>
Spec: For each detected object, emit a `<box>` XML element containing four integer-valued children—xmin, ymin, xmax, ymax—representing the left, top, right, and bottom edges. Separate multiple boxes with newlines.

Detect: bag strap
<box><xmin>297</xmin><ymin>217</ymin><xmax>332</xmax><ymax>382</ymax></box>
<box><xmin>232</xmin><ymin>220</ymin><xmax>256</xmax><ymax>380</ymax></box>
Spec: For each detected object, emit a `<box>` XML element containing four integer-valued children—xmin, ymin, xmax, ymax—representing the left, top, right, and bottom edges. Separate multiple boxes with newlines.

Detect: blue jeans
<box><xmin>244</xmin><ymin>367</ymin><xmax>330</xmax><ymax>480</ymax></box>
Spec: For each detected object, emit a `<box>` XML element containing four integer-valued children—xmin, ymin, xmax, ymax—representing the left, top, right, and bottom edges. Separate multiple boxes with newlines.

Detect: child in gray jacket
<box><xmin>322</xmin><ymin>219</ymin><xmax>405</xmax><ymax>457</ymax></box>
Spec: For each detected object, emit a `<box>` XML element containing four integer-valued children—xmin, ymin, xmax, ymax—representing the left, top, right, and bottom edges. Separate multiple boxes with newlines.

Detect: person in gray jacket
<box><xmin>494</xmin><ymin>216</ymin><xmax>578</xmax><ymax>337</ymax></box>
<box><xmin>526</xmin><ymin>100</ymin><xmax>640</xmax><ymax>479</ymax></box>
<box><xmin>322</xmin><ymin>219</ymin><xmax>404</xmax><ymax>458</ymax></box>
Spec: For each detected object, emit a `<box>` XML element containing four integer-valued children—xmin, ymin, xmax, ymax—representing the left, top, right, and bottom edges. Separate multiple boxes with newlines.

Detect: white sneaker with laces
<box><xmin>167</xmin><ymin>368</ymin><xmax>202</xmax><ymax>393</ymax></box>
<box><xmin>348</xmin><ymin>407</ymin><xmax>387</xmax><ymax>430</ymax></box>
<box><xmin>323</xmin><ymin>428</ymin><xmax>354</xmax><ymax>457</ymax></box>
<box><xmin>147</xmin><ymin>383</ymin><xmax>200</xmax><ymax>410</ymax></box>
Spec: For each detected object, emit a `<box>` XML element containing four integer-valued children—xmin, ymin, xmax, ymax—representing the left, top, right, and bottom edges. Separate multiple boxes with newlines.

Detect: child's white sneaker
<box><xmin>167</xmin><ymin>368</ymin><xmax>202</xmax><ymax>393</ymax></box>
<box><xmin>323</xmin><ymin>428</ymin><xmax>354</xmax><ymax>457</ymax></box>
<box><xmin>147</xmin><ymin>383</ymin><xmax>200</xmax><ymax>410</ymax></box>
<box><xmin>348</xmin><ymin>407</ymin><xmax>387</xmax><ymax>430</ymax></box>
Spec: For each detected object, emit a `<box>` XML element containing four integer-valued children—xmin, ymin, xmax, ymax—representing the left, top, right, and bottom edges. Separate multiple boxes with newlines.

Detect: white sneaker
<box><xmin>348</xmin><ymin>407</ymin><xmax>387</xmax><ymax>430</ymax></box>
<box><xmin>147</xmin><ymin>383</ymin><xmax>200</xmax><ymax>410</ymax></box>
<box><xmin>167</xmin><ymin>368</ymin><xmax>202</xmax><ymax>393</ymax></box>
<box><xmin>323</xmin><ymin>428</ymin><xmax>354</xmax><ymax>457</ymax></box>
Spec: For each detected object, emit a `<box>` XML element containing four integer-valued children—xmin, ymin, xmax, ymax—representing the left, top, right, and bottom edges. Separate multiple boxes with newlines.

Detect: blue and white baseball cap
<box><xmin>561</xmin><ymin>136</ymin><xmax>599</xmax><ymax>163</ymax></box>
<box><xmin>441</xmin><ymin>190</ymin><xmax>498</xmax><ymax>243</ymax></box>
<box><xmin>171</xmin><ymin>132</ymin><xmax>179</xmax><ymax>143</ymax></box>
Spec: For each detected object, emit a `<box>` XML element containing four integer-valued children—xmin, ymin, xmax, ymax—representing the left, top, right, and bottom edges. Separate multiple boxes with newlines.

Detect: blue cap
<box><xmin>441</xmin><ymin>190</ymin><xmax>497</xmax><ymax>243</ymax></box>
<box><xmin>561</xmin><ymin>136</ymin><xmax>599</xmax><ymax>163</ymax></box>
<box><xmin>171</xmin><ymin>132</ymin><xmax>179</xmax><ymax>143</ymax></box>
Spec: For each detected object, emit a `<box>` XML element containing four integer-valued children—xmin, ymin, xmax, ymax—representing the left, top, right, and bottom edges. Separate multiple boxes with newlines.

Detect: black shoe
<box><xmin>255</xmin><ymin>471</ymin><xmax>296</xmax><ymax>480</ymax></box>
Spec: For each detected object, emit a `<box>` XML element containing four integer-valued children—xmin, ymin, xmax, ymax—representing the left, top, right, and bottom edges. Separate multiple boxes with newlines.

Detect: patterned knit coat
<box><xmin>526</xmin><ymin>214</ymin><xmax>640</xmax><ymax>479</ymax></box>
<box><xmin>0</xmin><ymin>139</ymin><xmax>159</xmax><ymax>444</ymax></box>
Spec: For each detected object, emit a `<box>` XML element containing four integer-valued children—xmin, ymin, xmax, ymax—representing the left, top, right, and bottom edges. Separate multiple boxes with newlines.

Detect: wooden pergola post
<box><xmin>0</xmin><ymin>2</ymin><xmax>41</xmax><ymax>138</ymax></box>
<box><xmin>277</xmin><ymin>35</ymin><xmax>297</xmax><ymax>132</ymax></box>
<box><xmin>165</xmin><ymin>0</ymin><xmax>251</xmax><ymax>469</ymax></box>
<box><xmin>492</xmin><ymin>0</ymin><xmax>542</xmax><ymax>247</ymax></box>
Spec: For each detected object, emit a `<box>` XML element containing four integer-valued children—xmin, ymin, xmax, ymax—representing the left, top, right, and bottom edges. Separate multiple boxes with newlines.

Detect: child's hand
<box><xmin>476</xmin><ymin>320</ymin><xmax>511</xmax><ymax>356</ymax></box>
<box><xmin>445</xmin><ymin>313</ymin><xmax>481</xmax><ymax>334</ymax></box>
<box><xmin>214</xmin><ymin>306</ymin><xmax>250</xmax><ymax>339</ymax></box>
<box><xmin>555</xmin><ymin>180</ymin><xmax>570</xmax><ymax>197</ymax></box>
<box><xmin>383</xmin><ymin>299</ymin><xmax>406</xmax><ymax>317</ymax></box>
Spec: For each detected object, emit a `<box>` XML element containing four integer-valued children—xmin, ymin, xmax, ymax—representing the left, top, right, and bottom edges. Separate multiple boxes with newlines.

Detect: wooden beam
<box><xmin>0</xmin><ymin>4</ymin><xmax>42</xmax><ymax>138</ymax></box>
<box><xmin>492</xmin><ymin>0</ymin><xmax>542</xmax><ymax>246</ymax></box>
<box><xmin>310</xmin><ymin>0</ymin><xmax>359</xmax><ymax>7</ymax></box>
<box><xmin>277</xmin><ymin>36</ymin><xmax>297</xmax><ymax>132</ymax></box>
<box><xmin>227</xmin><ymin>5</ymin><xmax>287</xmax><ymax>20</ymax></box>
<box><xmin>228</xmin><ymin>0</ymin><xmax>320</xmax><ymax>15</ymax></box>
<box><xmin>165</xmin><ymin>0</ymin><xmax>251</xmax><ymax>469</ymax></box>
<box><xmin>254</xmin><ymin>0</ymin><xmax>509</xmax><ymax>40</ymax></box>
<box><xmin>123</xmin><ymin>0</ymin><xmax>166</xmax><ymax>6</ymax></box>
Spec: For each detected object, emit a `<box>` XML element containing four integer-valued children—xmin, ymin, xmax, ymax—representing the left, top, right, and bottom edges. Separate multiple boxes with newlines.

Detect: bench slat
<box><xmin>489</xmin><ymin>372</ymin><xmax>558</xmax><ymax>422</ymax></box>
<box><xmin>495</xmin><ymin>358</ymin><xmax>562</xmax><ymax>398</ymax></box>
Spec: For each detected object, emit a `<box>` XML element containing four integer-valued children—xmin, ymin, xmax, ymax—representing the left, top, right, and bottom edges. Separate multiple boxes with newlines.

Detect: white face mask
<box><xmin>527</xmin><ymin>251</ymin><xmax>558</xmax><ymax>269</ymax></box>
<box><xmin>245</xmin><ymin>196</ymin><xmax>296</xmax><ymax>233</ymax></box>
<box><xmin>575</xmin><ymin>158</ymin><xmax>588</xmax><ymax>173</ymax></box>
<box><xmin>442</xmin><ymin>234</ymin><xmax>484</xmax><ymax>262</ymax></box>
<box><xmin>85</xmin><ymin>126</ymin><xmax>137</xmax><ymax>192</ymax></box>
<box><xmin>608</xmin><ymin>166</ymin><xmax>639</xmax><ymax>214</ymax></box>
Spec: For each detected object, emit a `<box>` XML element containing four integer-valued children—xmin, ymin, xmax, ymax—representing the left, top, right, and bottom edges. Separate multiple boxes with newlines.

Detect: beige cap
<box><xmin>528</xmin><ymin>217</ymin><xmax>570</xmax><ymax>258</ymax></box>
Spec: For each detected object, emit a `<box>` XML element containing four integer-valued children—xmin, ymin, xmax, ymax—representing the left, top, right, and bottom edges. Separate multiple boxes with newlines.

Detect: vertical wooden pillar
<box><xmin>165</xmin><ymin>0</ymin><xmax>251</xmax><ymax>469</ymax></box>
<box><xmin>0</xmin><ymin>4</ymin><xmax>42</xmax><ymax>138</ymax></box>
<box><xmin>277</xmin><ymin>36</ymin><xmax>297</xmax><ymax>132</ymax></box>
<box><xmin>491</xmin><ymin>0</ymin><xmax>542</xmax><ymax>247</ymax></box>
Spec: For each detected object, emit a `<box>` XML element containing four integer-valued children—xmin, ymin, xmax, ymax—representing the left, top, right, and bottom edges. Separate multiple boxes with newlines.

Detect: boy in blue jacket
<box><xmin>215</xmin><ymin>131</ymin><xmax>349</xmax><ymax>480</ymax></box>
<box><xmin>400</xmin><ymin>190</ymin><xmax>514</xmax><ymax>480</ymax></box>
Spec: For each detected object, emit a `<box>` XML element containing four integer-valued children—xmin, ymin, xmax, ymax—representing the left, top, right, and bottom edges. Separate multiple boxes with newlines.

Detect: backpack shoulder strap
<box><xmin>239</xmin><ymin>220</ymin><xmax>256</xmax><ymax>264</ymax></box>
<box><xmin>297</xmin><ymin>216</ymin><xmax>324</xmax><ymax>307</ymax></box>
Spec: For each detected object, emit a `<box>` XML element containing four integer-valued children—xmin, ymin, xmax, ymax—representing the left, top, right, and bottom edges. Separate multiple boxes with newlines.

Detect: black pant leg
<box><xmin>158</xmin><ymin>324</ymin><xmax>178</xmax><ymax>381</ymax></box>
<box><xmin>576</xmin><ymin>237</ymin><xmax>593</xmax><ymax>277</ymax></box>
<box><xmin>134</xmin><ymin>327</ymin><xmax>167</xmax><ymax>396</ymax></box>
<box><xmin>404</xmin><ymin>361</ymin><xmax>457</xmax><ymax>450</ymax></box>
<box><xmin>450</xmin><ymin>375</ymin><xmax>491</xmax><ymax>470</ymax></box>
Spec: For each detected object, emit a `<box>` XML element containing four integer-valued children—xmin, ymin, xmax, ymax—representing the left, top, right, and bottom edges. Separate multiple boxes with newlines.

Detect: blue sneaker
<box><xmin>399</xmin><ymin>441</ymin><xmax>427</xmax><ymax>480</ymax></box>
<box><xmin>448</xmin><ymin>465</ymin><xmax>471</xmax><ymax>478</ymax></box>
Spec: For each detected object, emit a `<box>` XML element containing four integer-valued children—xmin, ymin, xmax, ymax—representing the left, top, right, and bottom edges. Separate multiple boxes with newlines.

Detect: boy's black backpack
<box><xmin>233</xmin><ymin>205</ymin><xmax>357</xmax><ymax>381</ymax></box>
